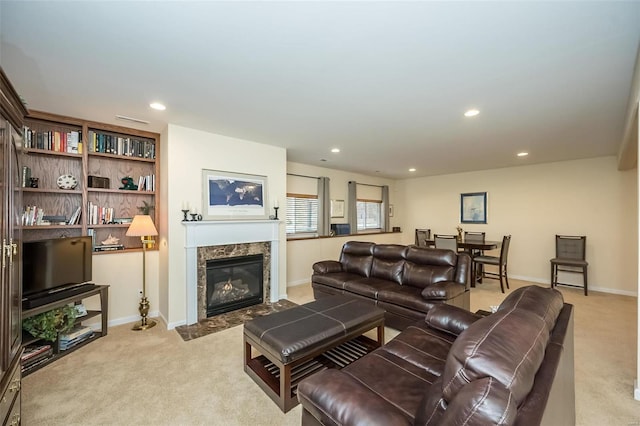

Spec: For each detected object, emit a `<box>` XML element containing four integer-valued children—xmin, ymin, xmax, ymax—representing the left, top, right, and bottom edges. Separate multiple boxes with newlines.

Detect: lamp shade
<box><xmin>126</xmin><ymin>215</ymin><xmax>158</xmax><ymax>237</ymax></box>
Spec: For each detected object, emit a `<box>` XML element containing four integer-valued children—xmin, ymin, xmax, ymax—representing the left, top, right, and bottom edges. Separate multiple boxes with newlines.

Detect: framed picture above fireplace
<box><xmin>202</xmin><ymin>169</ymin><xmax>269</xmax><ymax>220</ymax></box>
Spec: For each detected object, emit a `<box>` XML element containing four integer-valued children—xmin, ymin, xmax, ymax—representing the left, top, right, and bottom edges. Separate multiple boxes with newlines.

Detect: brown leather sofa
<box><xmin>312</xmin><ymin>241</ymin><xmax>471</xmax><ymax>330</ymax></box>
<box><xmin>297</xmin><ymin>285</ymin><xmax>575</xmax><ymax>426</ymax></box>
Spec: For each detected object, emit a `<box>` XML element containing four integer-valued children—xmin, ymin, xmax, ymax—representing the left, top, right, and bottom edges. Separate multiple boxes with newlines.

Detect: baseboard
<box><xmin>87</xmin><ymin>310</ymin><xmax>162</xmax><ymax>329</ymax></box>
<box><xmin>287</xmin><ymin>279</ymin><xmax>311</xmax><ymax>287</ymax></box>
<box><xmin>510</xmin><ymin>274</ymin><xmax>638</xmax><ymax>297</ymax></box>
<box><xmin>635</xmin><ymin>380</ymin><xmax>640</xmax><ymax>401</ymax></box>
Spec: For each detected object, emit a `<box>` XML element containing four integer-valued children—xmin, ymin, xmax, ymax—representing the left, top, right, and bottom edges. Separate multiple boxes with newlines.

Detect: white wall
<box><xmin>86</xmin><ymin>251</ymin><xmax>160</xmax><ymax>327</ymax></box>
<box><xmin>396</xmin><ymin>156</ymin><xmax>638</xmax><ymax>295</ymax></box>
<box><xmin>161</xmin><ymin>124</ymin><xmax>287</xmax><ymax>328</ymax></box>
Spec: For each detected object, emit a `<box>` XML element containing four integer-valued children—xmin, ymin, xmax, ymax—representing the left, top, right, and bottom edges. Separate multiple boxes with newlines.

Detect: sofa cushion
<box><xmin>402</xmin><ymin>247</ymin><xmax>457</xmax><ymax>289</ymax></box>
<box><xmin>312</xmin><ymin>271</ymin><xmax>367</xmax><ymax>291</ymax></box>
<box><xmin>339</xmin><ymin>322</ymin><xmax>457</xmax><ymax>423</ymax></box>
<box><xmin>371</xmin><ymin>244</ymin><xmax>406</xmax><ymax>284</ymax></box>
<box><xmin>339</xmin><ymin>241</ymin><xmax>375</xmax><ymax>277</ymax></box>
<box><xmin>343</xmin><ymin>277</ymin><xmax>399</xmax><ymax>299</ymax></box>
<box><xmin>297</xmin><ymin>369</ymin><xmax>412</xmax><ymax>426</ymax></box>
<box><xmin>377</xmin><ymin>284</ymin><xmax>431</xmax><ymax>314</ymax></box>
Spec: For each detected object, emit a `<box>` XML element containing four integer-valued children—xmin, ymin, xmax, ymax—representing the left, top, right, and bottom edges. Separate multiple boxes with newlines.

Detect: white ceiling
<box><xmin>1</xmin><ymin>1</ymin><xmax>639</xmax><ymax>179</ymax></box>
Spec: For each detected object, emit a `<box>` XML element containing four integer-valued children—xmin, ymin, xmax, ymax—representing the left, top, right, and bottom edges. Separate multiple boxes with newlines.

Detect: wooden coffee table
<box><xmin>243</xmin><ymin>296</ymin><xmax>385</xmax><ymax>413</ymax></box>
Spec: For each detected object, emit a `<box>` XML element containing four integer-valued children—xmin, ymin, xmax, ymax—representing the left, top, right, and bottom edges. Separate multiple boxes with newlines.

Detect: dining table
<box><xmin>424</xmin><ymin>239</ymin><xmax>502</xmax><ymax>287</ymax></box>
<box><xmin>424</xmin><ymin>239</ymin><xmax>501</xmax><ymax>252</ymax></box>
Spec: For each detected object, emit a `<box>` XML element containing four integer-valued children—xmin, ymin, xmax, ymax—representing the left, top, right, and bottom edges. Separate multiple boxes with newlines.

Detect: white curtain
<box><xmin>317</xmin><ymin>177</ymin><xmax>330</xmax><ymax>236</ymax></box>
<box><xmin>348</xmin><ymin>181</ymin><xmax>357</xmax><ymax>234</ymax></box>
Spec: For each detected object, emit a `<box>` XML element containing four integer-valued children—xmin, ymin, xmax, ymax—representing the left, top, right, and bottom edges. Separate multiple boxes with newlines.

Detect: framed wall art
<box><xmin>460</xmin><ymin>192</ymin><xmax>487</xmax><ymax>224</ymax></box>
<box><xmin>330</xmin><ymin>199</ymin><xmax>345</xmax><ymax>218</ymax></box>
<box><xmin>202</xmin><ymin>169</ymin><xmax>268</xmax><ymax>220</ymax></box>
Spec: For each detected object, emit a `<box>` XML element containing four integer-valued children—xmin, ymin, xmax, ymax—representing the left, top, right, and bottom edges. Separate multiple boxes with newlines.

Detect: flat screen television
<box><xmin>22</xmin><ymin>236</ymin><xmax>93</xmax><ymax>299</ymax></box>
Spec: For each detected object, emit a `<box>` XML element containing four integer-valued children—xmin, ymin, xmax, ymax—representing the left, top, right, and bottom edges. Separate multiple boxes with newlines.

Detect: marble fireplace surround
<box><xmin>183</xmin><ymin>220</ymin><xmax>280</xmax><ymax>325</ymax></box>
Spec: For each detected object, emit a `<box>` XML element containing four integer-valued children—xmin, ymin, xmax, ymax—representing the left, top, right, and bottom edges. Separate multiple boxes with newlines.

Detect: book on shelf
<box><xmin>59</xmin><ymin>326</ymin><xmax>93</xmax><ymax>342</ymax></box>
<box><xmin>21</xmin><ymin>343</ymin><xmax>52</xmax><ymax>362</ymax></box>
<box><xmin>87</xmin><ymin>130</ymin><xmax>155</xmax><ymax>159</ymax></box>
<box><xmin>59</xmin><ymin>326</ymin><xmax>94</xmax><ymax>351</ymax></box>
<box><xmin>94</xmin><ymin>244</ymin><xmax>124</xmax><ymax>252</ymax></box>
<box><xmin>22</xmin><ymin>205</ymin><xmax>45</xmax><ymax>226</ymax></box>
<box><xmin>21</xmin><ymin>166</ymin><xmax>31</xmax><ymax>188</ymax></box>
<box><xmin>68</xmin><ymin>206</ymin><xmax>82</xmax><ymax>225</ymax></box>
<box><xmin>21</xmin><ymin>352</ymin><xmax>54</xmax><ymax>373</ymax></box>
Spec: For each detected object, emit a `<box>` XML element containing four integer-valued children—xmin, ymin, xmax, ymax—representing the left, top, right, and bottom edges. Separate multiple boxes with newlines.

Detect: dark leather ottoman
<box><xmin>243</xmin><ymin>295</ymin><xmax>385</xmax><ymax>412</ymax></box>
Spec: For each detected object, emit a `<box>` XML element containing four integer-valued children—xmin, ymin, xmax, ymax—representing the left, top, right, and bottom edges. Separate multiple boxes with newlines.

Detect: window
<box><xmin>286</xmin><ymin>194</ymin><xmax>318</xmax><ymax>234</ymax></box>
<box><xmin>357</xmin><ymin>199</ymin><xmax>381</xmax><ymax>230</ymax></box>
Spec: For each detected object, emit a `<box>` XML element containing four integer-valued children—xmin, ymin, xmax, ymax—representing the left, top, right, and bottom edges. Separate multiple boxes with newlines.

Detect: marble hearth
<box><xmin>184</xmin><ymin>220</ymin><xmax>280</xmax><ymax>325</ymax></box>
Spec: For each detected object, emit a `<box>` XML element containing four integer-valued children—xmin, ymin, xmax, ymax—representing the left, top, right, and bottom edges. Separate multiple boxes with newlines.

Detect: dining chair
<box><xmin>463</xmin><ymin>231</ymin><xmax>486</xmax><ymax>255</ymax></box>
<box><xmin>473</xmin><ymin>235</ymin><xmax>511</xmax><ymax>293</ymax></box>
<box><xmin>550</xmin><ymin>235</ymin><xmax>588</xmax><ymax>296</ymax></box>
<box><xmin>414</xmin><ymin>229</ymin><xmax>431</xmax><ymax>247</ymax></box>
<box><xmin>433</xmin><ymin>234</ymin><xmax>458</xmax><ymax>252</ymax></box>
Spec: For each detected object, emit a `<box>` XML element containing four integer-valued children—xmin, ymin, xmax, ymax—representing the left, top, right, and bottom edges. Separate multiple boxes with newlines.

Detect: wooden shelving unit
<box><xmin>21</xmin><ymin>110</ymin><xmax>160</xmax><ymax>252</ymax></box>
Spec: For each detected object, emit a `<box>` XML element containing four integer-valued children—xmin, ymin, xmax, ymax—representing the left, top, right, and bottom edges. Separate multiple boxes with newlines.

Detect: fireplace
<box><xmin>183</xmin><ymin>220</ymin><xmax>281</xmax><ymax>326</ymax></box>
<box><xmin>206</xmin><ymin>254</ymin><xmax>264</xmax><ymax>317</ymax></box>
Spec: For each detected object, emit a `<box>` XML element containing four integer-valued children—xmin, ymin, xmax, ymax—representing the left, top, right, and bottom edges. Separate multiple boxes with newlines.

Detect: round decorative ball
<box><xmin>56</xmin><ymin>174</ymin><xmax>78</xmax><ymax>190</ymax></box>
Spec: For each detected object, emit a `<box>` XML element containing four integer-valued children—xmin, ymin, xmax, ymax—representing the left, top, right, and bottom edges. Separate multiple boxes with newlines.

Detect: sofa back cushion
<box><xmin>339</xmin><ymin>241</ymin><xmax>375</xmax><ymax>277</ymax></box>
<box><xmin>371</xmin><ymin>244</ymin><xmax>406</xmax><ymax>284</ymax></box>
<box><xmin>440</xmin><ymin>287</ymin><xmax>564</xmax><ymax>408</ymax></box>
<box><xmin>497</xmin><ymin>285</ymin><xmax>564</xmax><ymax>330</ymax></box>
<box><xmin>402</xmin><ymin>247</ymin><xmax>456</xmax><ymax>289</ymax></box>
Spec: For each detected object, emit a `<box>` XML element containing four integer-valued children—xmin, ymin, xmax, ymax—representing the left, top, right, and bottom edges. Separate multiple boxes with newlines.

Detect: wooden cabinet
<box><xmin>0</xmin><ymin>67</ymin><xmax>27</xmax><ymax>426</ymax></box>
<box><xmin>22</xmin><ymin>111</ymin><xmax>159</xmax><ymax>252</ymax></box>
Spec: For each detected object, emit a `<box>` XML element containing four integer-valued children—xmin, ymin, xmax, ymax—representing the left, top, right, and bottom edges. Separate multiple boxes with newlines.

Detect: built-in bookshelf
<box><xmin>22</xmin><ymin>110</ymin><xmax>159</xmax><ymax>252</ymax></box>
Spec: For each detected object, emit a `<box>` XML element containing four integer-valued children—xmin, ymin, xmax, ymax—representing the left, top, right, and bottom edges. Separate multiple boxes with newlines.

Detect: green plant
<box><xmin>138</xmin><ymin>201</ymin><xmax>155</xmax><ymax>215</ymax></box>
<box><xmin>22</xmin><ymin>305</ymin><xmax>77</xmax><ymax>342</ymax></box>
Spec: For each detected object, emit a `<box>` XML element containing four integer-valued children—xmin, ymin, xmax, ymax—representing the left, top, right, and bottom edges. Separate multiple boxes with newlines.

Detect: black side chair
<box><xmin>550</xmin><ymin>235</ymin><xmax>588</xmax><ymax>296</ymax></box>
<box><xmin>414</xmin><ymin>229</ymin><xmax>431</xmax><ymax>247</ymax></box>
<box><xmin>433</xmin><ymin>234</ymin><xmax>458</xmax><ymax>252</ymax></box>
<box><xmin>473</xmin><ymin>235</ymin><xmax>511</xmax><ymax>293</ymax></box>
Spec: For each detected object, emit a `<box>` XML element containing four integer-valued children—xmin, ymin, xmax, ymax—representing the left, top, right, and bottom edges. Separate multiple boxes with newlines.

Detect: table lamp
<box><xmin>126</xmin><ymin>214</ymin><xmax>158</xmax><ymax>331</ymax></box>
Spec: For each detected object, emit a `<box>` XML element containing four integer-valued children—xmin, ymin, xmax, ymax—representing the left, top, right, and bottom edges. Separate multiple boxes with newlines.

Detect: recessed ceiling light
<box><xmin>149</xmin><ymin>102</ymin><xmax>166</xmax><ymax>111</ymax></box>
<box><xmin>517</xmin><ymin>152</ymin><xmax>529</xmax><ymax>157</ymax></box>
<box><xmin>409</xmin><ymin>168</ymin><xmax>416</xmax><ymax>172</ymax></box>
<box><xmin>464</xmin><ymin>109</ymin><xmax>480</xmax><ymax>117</ymax></box>
<box><xmin>331</xmin><ymin>148</ymin><xmax>340</xmax><ymax>153</ymax></box>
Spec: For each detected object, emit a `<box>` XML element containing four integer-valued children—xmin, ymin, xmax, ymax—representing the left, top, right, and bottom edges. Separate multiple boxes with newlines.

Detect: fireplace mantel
<box><xmin>183</xmin><ymin>220</ymin><xmax>281</xmax><ymax>325</ymax></box>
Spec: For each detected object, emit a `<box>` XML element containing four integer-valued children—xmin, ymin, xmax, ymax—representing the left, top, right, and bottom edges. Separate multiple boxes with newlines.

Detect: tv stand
<box><xmin>22</xmin><ymin>283</ymin><xmax>98</xmax><ymax>309</ymax></box>
<box><xmin>21</xmin><ymin>285</ymin><xmax>109</xmax><ymax>376</ymax></box>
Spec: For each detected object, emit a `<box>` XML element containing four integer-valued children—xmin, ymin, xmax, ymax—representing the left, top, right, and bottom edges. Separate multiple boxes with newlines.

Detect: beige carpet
<box><xmin>22</xmin><ymin>279</ymin><xmax>639</xmax><ymax>425</ymax></box>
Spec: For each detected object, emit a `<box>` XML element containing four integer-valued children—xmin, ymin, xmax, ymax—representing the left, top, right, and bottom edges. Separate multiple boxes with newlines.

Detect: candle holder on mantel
<box><xmin>273</xmin><ymin>206</ymin><xmax>279</xmax><ymax>220</ymax></box>
<box><xmin>181</xmin><ymin>209</ymin><xmax>190</xmax><ymax>222</ymax></box>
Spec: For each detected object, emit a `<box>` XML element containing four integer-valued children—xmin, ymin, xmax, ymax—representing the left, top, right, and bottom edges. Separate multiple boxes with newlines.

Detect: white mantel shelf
<box><xmin>183</xmin><ymin>219</ymin><xmax>281</xmax><ymax>325</ymax></box>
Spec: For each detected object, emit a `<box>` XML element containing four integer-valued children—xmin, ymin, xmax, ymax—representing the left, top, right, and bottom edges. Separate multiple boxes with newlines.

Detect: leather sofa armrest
<box><xmin>421</xmin><ymin>281</ymin><xmax>466</xmax><ymax>300</ymax></box>
<box><xmin>424</xmin><ymin>304</ymin><xmax>483</xmax><ymax>336</ymax></box>
<box><xmin>298</xmin><ymin>369</ymin><xmax>411</xmax><ymax>426</ymax></box>
<box><xmin>433</xmin><ymin>377</ymin><xmax>517</xmax><ymax>426</ymax></box>
<box><xmin>312</xmin><ymin>260</ymin><xmax>344</xmax><ymax>274</ymax></box>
